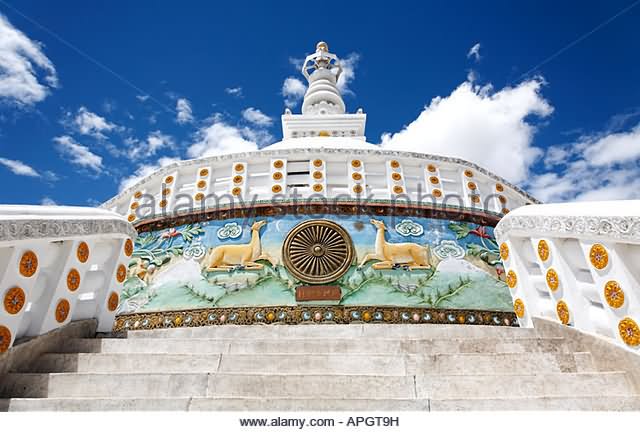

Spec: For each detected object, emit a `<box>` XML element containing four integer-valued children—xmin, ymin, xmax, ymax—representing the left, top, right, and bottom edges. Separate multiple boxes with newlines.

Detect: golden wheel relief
<box><xmin>604</xmin><ymin>280</ymin><xmax>625</xmax><ymax>309</ymax></box>
<box><xmin>618</xmin><ymin>317</ymin><xmax>640</xmax><ymax>346</ymax></box>
<box><xmin>506</xmin><ymin>270</ymin><xmax>517</xmax><ymax>289</ymax></box>
<box><xmin>546</xmin><ymin>268</ymin><xmax>559</xmax><ymax>291</ymax></box>
<box><xmin>19</xmin><ymin>250</ymin><xmax>38</xmax><ymax>277</ymax></box>
<box><xmin>4</xmin><ymin>286</ymin><xmax>25</xmax><ymax>315</ymax></box>
<box><xmin>0</xmin><ymin>325</ymin><xmax>11</xmax><ymax>353</ymax></box>
<box><xmin>589</xmin><ymin>243</ymin><xmax>608</xmax><ymax>270</ymax></box>
<box><xmin>499</xmin><ymin>243</ymin><xmax>509</xmax><ymax>261</ymax></box>
<box><xmin>282</xmin><ymin>219</ymin><xmax>354</xmax><ymax>284</ymax></box>
<box><xmin>537</xmin><ymin>239</ymin><xmax>549</xmax><ymax>262</ymax></box>
<box><xmin>556</xmin><ymin>300</ymin><xmax>570</xmax><ymax>325</ymax></box>
<box><xmin>66</xmin><ymin>268</ymin><xmax>81</xmax><ymax>292</ymax></box>
<box><xmin>55</xmin><ymin>299</ymin><xmax>71</xmax><ymax>323</ymax></box>
<box><xmin>513</xmin><ymin>298</ymin><xmax>525</xmax><ymax>318</ymax></box>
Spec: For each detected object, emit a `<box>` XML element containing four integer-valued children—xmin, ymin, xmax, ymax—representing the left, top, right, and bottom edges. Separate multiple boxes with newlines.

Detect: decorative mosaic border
<box><xmin>133</xmin><ymin>199</ymin><xmax>503</xmax><ymax>233</ymax></box>
<box><xmin>0</xmin><ymin>219</ymin><xmax>137</xmax><ymax>243</ymax></box>
<box><xmin>495</xmin><ymin>214</ymin><xmax>640</xmax><ymax>244</ymax></box>
<box><xmin>113</xmin><ymin>306</ymin><xmax>518</xmax><ymax>331</ymax></box>
<box><xmin>102</xmin><ymin>147</ymin><xmax>541</xmax><ymax>210</ymax></box>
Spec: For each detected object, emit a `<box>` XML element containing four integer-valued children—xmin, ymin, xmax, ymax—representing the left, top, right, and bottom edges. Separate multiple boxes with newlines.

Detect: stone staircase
<box><xmin>1</xmin><ymin>321</ymin><xmax>640</xmax><ymax>410</ymax></box>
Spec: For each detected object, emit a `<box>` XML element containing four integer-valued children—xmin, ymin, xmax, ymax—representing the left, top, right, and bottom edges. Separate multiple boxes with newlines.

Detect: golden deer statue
<box><xmin>200</xmin><ymin>220</ymin><xmax>277</xmax><ymax>271</ymax></box>
<box><xmin>359</xmin><ymin>219</ymin><xmax>431</xmax><ymax>270</ymax></box>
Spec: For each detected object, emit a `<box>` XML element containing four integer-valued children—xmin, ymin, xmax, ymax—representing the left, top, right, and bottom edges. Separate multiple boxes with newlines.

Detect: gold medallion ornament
<box><xmin>506</xmin><ymin>270</ymin><xmax>517</xmax><ymax>288</ymax></box>
<box><xmin>432</xmin><ymin>189</ymin><xmax>442</xmax><ymax>198</ymax></box>
<box><xmin>55</xmin><ymin>299</ymin><xmax>70</xmax><ymax>323</ymax></box>
<box><xmin>429</xmin><ymin>176</ymin><xmax>439</xmax><ymax>185</ymax></box>
<box><xmin>502</xmin><ymin>208</ymin><xmax>510</xmax><ymax>214</ymax></box>
<box><xmin>604</xmin><ymin>280</ymin><xmax>625</xmax><ymax>309</ymax></box>
<box><xmin>556</xmin><ymin>300</ymin><xmax>570</xmax><ymax>325</ymax></box>
<box><xmin>546</xmin><ymin>268</ymin><xmax>559</xmax><ymax>291</ymax></box>
<box><xmin>390</xmin><ymin>160</ymin><xmax>400</xmax><ymax>169</ymax></box>
<box><xmin>0</xmin><ymin>326</ymin><xmax>11</xmax><ymax>353</ymax></box>
<box><xmin>4</xmin><ymin>286</ymin><xmax>25</xmax><ymax>315</ymax></box>
<box><xmin>234</xmin><ymin>163</ymin><xmax>244</xmax><ymax>172</ymax></box>
<box><xmin>195</xmin><ymin>192</ymin><xmax>205</xmax><ymax>201</ymax></box>
<box><xmin>164</xmin><ymin>175</ymin><xmax>174</xmax><ymax>184</ymax></box>
<box><xmin>130</xmin><ymin>202</ymin><xmax>139</xmax><ymax>210</ymax></box>
<box><xmin>467</xmin><ymin>182</ymin><xmax>477</xmax><ymax>190</ymax></box>
<box><xmin>538</xmin><ymin>239</ymin><xmax>550</xmax><ymax>261</ymax></box>
<box><xmin>499</xmin><ymin>243</ymin><xmax>509</xmax><ymax>261</ymax></box>
<box><xmin>127</xmin><ymin>214</ymin><xmax>136</xmax><ymax>222</ymax></box>
<box><xmin>393</xmin><ymin>186</ymin><xmax>404</xmax><ymax>194</ymax></box>
<box><xmin>391</xmin><ymin>172</ymin><xmax>402</xmax><ymax>181</ymax></box>
<box><xmin>199</xmin><ymin>168</ymin><xmax>209</xmax><ymax>177</ymax></box>
<box><xmin>66</xmin><ymin>268</ymin><xmax>81</xmax><ymax>292</ymax></box>
<box><xmin>273</xmin><ymin>160</ymin><xmax>284</xmax><ymax>169</ymax></box>
<box><xmin>272</xmin><ymin>185</ymin><xmax>282</xmax><ymax>193</ymax></box>
<box><xmin>116</xmin><ymin>264</ymin><xmax>127</xmax><ymax>283</ymax></box>
<box><xmin>107</xmin><ymin>292</ymin><xmax>119</xmax><ymax>312</ymax></box>
<box><xmin>313</xmin><ymin>171</ymin><xmax>323</xmax><ymax>180</ymax></box>
<box><xmin>313</xmin><ymin>159</ymin><xmax>323</xmax><ymax>167</ymax></box>
<box><xmin>233</xmin><ymin>175</ymin><xmax>243</xmax><ymax>184</ymax></box>
<box><xmin>513</xmin><ymin>298</ymin><xmax>525</xmax><ymax>318</ymax></box>
<box><xmin>159</xmin><ymin>199</ymin><xmax>167</xmax><ymax>208</ymax></box>
<box><xmin>124</xmin><ymin>239</ymin><xmax>133</xmax><ymax>257</ymax></box>
<box><xmin>352</xmin><ymin>185</ymin><xmax>363</xmax><ymax>194</ymax></box>
<box><xmin>19</xmin><ymin>250</ymin><xmax>38</xmax><ymax>277</ymax></box>
<box><xmin>464</xmin><ymin>170</ymin><xmax>473</xmax><ymax>177</ymax></box>
<box><xmin>618</xmin><ymin>317</ymin><xmax>640</xmax><ymax>346</ymax></box>
<box><xmin>134</xmin><ymin>191</ymin><xmax>142</xmax><ymax>199</ymax></box>
<box><xmin>283</xmin><ymin>219</ymin><xmax>354</xmax><ymax>284</ymax></box>
<box><xmin>313</xmin><ymin>184</ymin><xmax>324</xmax><ymax>192</ymax></box>
<box><xmin>495</xmin><ymin>183</ymin><xmax>504</xmax><ymax>192</ymax></box>
<box><xmin>471</xmin><ymin>195</ymin><xmax>480</xmax><ymax>204</ymax></box>
<box><xmin>352</xmin><ymin>172</ymin><xmax>362</xmax><ymax>181</ymax></box>
<box><xmin>272</xmin><ymin>172</ymin><xmax>283</xmax><ymax>181</ymax></box>
<box><xmin>351</xmin><ymin>160</ymin><xmax>361</xmax><ymax>168</ymax></box>
<box><xmin>77</xmin><ymin>242</ymin><xmax>89</xmax><ymax>263</ymax></box>
<box><xmin>232</xmin><ymin>187</ymin><xmax>242</xmax><ymax>196</ymax></box>
<box><xmin>197</xmin><ymin>180</ymin><xmax>207</xmax><ymax>189</ymax></box>
<box><xmin>498</xmin><ymin>195</ymin><xmax>507</xmax><ymax>204</ymax></box>
<box><xmin>427</xmin><ymin>164</ymin><xmax>437</xmax><ymax>173</ymax></box>
<box><xmin>589</xmin><ymin>244</ymin><xmax>609</xmax><ymax>270</ymax></box>
<box><xmin>162</xmin><ymin>188</ymin><xmax>171</xmax><ymax>196</ymax></box>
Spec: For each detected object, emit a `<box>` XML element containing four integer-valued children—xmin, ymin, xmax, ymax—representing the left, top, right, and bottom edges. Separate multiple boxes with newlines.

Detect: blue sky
<box><xmin>0</xmin><ymin>0</ymin><xmax>639</xmax><ymax>206</ymax></box>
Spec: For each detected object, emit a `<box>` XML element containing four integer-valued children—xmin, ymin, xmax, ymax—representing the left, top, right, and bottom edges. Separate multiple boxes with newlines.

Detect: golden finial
<box><xmin>316</xmin><ymin>41</ymin><xmax>329</xmax><ymax>52</ymax></box>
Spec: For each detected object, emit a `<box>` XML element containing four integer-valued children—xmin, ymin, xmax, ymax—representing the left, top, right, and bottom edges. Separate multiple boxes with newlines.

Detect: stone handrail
<box><xmin>0</xmin><ymin>206</ymin><xmax>136</xmax><ymax>353</ymax></box>
<box><xmin>495</xmin><ymin>201</ymin><xmax>640</xmax><ymax>351</ymax></box>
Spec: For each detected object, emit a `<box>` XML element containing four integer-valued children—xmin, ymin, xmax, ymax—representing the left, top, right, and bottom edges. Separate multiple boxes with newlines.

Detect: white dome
<box><xmin>262</xmin><ymin>137</ymin><xmax>380</xmax><ymax>151</ymax></box>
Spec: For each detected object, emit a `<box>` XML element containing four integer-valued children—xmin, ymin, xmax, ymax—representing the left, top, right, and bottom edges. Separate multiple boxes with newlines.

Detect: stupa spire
<box><xmin>300</xmin><ymin>41</ymin><xmax>346</xmax><ymax>115</ymax></box>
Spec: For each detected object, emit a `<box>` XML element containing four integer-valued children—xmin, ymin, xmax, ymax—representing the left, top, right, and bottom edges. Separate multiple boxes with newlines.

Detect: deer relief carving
<box><xmin>201</xmin><ymin>220</ymin><xmax>277</xmax><ymax>271</ymax></box>
<box><xmin>359</xmin><ymin>219</ymin><xmax>432</xmax><ymax>270</ymax></box>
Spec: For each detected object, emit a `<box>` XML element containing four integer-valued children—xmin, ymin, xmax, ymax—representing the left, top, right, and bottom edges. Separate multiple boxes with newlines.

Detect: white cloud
<box><xmin>241</xmin><ymin>107</ymin><xmax>273</xmax><ymax>126</ymax></box>
<box><xmin>336</xmin><ymin>53</ymin><xmax>360</xmax><ymax>96</ymax></box>
<box><xmin>187</xmin><ymin>117</ymin><xmax>259</xmax><ymax>158</ymax></box>
<box><xmin>119</xmin><ymin>156</ymin><xmax>180</xmax><ymax>192</ymax></box>
<box><xmin>0</xmin><ymin>157</ymin><xmax>40</xmax><ymax>177</ymax></box>
<box><xmin>67</xmin><ymin>106</ymin><xmax>118</xmax><ymax>139</ymax></box>
<box><xmin>381</xmin><ymin>78</ymin><xmax>553</xmax><ymax>184</ymax></box>
<box><xmin>0</xmin><ymin>14</ymin><xmax>58</xmax><ymax>106</ymax></box>
<box><xmin>282</xmin><ymin>77</ymin><xmax>306</xmax><ymax>108</ymax></box>
<box><xmin>40</xmin><ymin>196</ymin><xmax>57</xmax><ymax>206</ymax></box>
<box><xmin>467</xmin><ymin>43</ymin><xmax>481</xmax><ymax>62</ymax></box>
<box><xmin>136</xmin><ymin>94</ymin><xmax>149</xmax><ymax>102</ymax></box>
<box><xmin>125</xmin><ymin>130</ymin><xmax>175</xmax><ymax>160</ymax></box>
<box><xmin>225</xmin><ymin>87</ymin><xmax>243</xmax><ymax>98</ymax></box>
<box><xmin>527</xmin><ymin>122</ymin><xmax>640</xmax><ymax>202</ymax></box>
<box><xmin>176</xmin><ymin>98</ymin><xmax>194</xmax><ymax>124</ymax></box>
<box><xmin>53</xmin><ymin>135</ymin><xmax>103</xmax><ymax>173</ymax></box>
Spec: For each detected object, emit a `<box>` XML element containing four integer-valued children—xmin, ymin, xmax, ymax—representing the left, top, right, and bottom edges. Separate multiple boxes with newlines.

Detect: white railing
<box><xmin>495</xmin><ymin>201</ymin><xmax>640</xmax><ymax>351</ymax></box>
<box><xmin>0</xmin><ymin>205</ymin><xmax>136</xmax><ymax>353</ymax></box>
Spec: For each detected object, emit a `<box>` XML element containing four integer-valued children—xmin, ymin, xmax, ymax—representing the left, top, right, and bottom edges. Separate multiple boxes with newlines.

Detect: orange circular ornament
<box><xmin>0</xmin><ymin>326</ymin><xmax>11</xmax><ymax>353</ymax></box>
<box><xmin>116</xmin><ymin>264</ymin><xmax>127</xmax><ymax>283</ymax></box>
<box><xmin>604</xmin><ymin>280</ymin><xmax>625</xmax><ymax>309</ymax></box>
<box><xmin>432</xmin><ymin>189</ymin><xmax>442</xmax><ymax>198</ymax></box>
<box><xmin>273</xmin><ymin>160</ymin><xmax>284</xmax><ymax>169</ymax></box>
<box><xmin>393</xmin><ymin>186</ymin><xmax>404</xmax><ymax>194</ymax></box>
<box><xmin>351</xmin><ymin>160</ymin><xmax>361</xmax><ymax>168</ymax></box>
<box><xmin>232</xmin><ymin>187</ymin><xmax>242</xmax><ymax>196</ymax></box>
<box><xmin>234</xmin><ymin>163</ymin><xmax>244</xmax><ymax>172</ymax></box>
<box><xmin>312</xmin><ymin>184</ymin><xmax>323</xmax><ymax>192</ymax></box>
<box><xmin>124</xmin><ymin>239</ymin><xmax>133</xmax><ymax>257</ymax></box>
<box><xmin>4</xmin><ymin>286</ymin><xmax>25</xmax><ymax>314</ymax></box>
<box><xmin>272</xmin><ymin>185</ymin><xmax>282</xmax><ymax>193</ymax></box>
<box><xmin>134</xmin><ymin>191</ymin><xmax>143</xmax><ymax>199</ymax></box>
<box><xmin>194</xmin><ymin>192</ymin><xmax>205</xmax><ymax>201</ymax></box>
<box><xmin>55</xmin><ymin>299</ymin><xmax>70</xmax><ymax>323</ymax></box>
<box><xmin>498</xmin><ymin>195</ymin><xmax>507</xmax><ymax>204</ymax></box>
<box><xmin>391</xmin><ymin>172</ymin><xmax>402</xmax><ymax>181</ymax></box>
<box><xmin>506</xmin><ymin>270</ymin><xmax>517</xmax><ymax>288</ymax></box>
<box><xmin>513</xmin><ymin>298</ymin><xmax>525</xmax><ymax>318</ymax></box>
<box><xmin>464</xmin><ymin>170</ymin><xmax>474</xmax><ymax>178</ymax></box>
<box><xmin>19</xmin><ymin>250</ymin><xmax>38</xmax><ymax>277</ymax></box>
<box><xmin>352</xmin><ymin>172</ymin><xmax>362</xmax><ymax>181</ymax></box>
<box><xmin>501</xmin><ymin>208</ymin><xmax>510</xmax><ymax>215</ymax></box>
<box><xmin>471</xmin><ymin>195</ymin><xmax>480</xmax><ymax>204</ymax></box>
<box><xmin>556</xmin><ymin>300</ymin><xmax>570</xmax><ymax>325</ymax></box>
<box><xmin>164</xmin><ymin>175</ymin><xmax>174</xmax><ymax>184</ymax></box>
<box><xmin>589</xmin><ymin>244</ymin><xmax>609</xmax><ymax>270</ymax></box>
<box><xmin>390</xmin><ymin>160</ymin><xmax>400</xmax><ymax>169</ymax></box>
<box><xmin>159</xmin><ymin>199</ymin><xmax>167</xmax><ymax>208</ymax></box>
<box><xmin>618</xmin><ymin>317</ymin><xmax>640</xmax><ymax>346</ymax></box>
<box><xmin>272</xmin><ymin>172</ymin><xmax>283</xmax><ymax>181</ymax></box>
<box><xmin>197</xmin><ymin>180</ymin><xmax>207</xmax><ymax>189</ymax></box>
<box><xmin>313</xmin><ymin>159</ymin><xmax>323</xmax><ymax>167</ymax></box>
<box><xmin>500</xmin><ymin>243</ymin><xmax>509</xmax><ymax>261</ymax></box>
<box><xmin>130</xmin><ymin>202</ymin><xmax>139</xmax><ymax>210</ymax></box>
<box><xmin>233</xmin><ymin>175</ymin><xmax>243</xmax><ymax>184</ymax></box>
<box><xmin>353</xmin><ymin>185</ymin><xmax>363</xmax><ymax>194</ymax></box>
<box><xmin>495</xmin><ymin>183</ymin><xmax>504</xmax><ymax>192</ymax></box>
<box><xmin>127</xmin><ymin>214</ymin><xmax>136</xmax><ymax>222</ymax></box>
<box><xmin>77</xmin><ymin>242</ymin><xmax>89</xmax><ymax>263</ymax></box>
<box><xmin>427</xmin><ymin>164</ymin><xmax>437</xmax><ymax>173</ymax></box>
<box><xmin>313</xmin><ymin>171</ymin><xmax>323</xmax><ymax>180</ymax></box>
<box><xmin>107</xmin><ymin>292</ymin><xmax>119</xmax><ymax>312</ymax></box>
<box><xmin>199</xmin><ymin>168</ymin><xmax>209</xmax><ymax>177</ymax></box>
<box><xmin>66</xmin><ymin>268</ymin><xmax>81</xmax><ymax>292</ymax></box>
<box><xmin>467</xmin><ymin>181</ymin><xmax>477</xmax><ymax>190</ymax></box>
<box><xmin>162</xmin><ymin>188</ymin><xmax>171</xmax><ymax>196</ymax></box>
<box><xmin>429</xmin><ymin>176</ymin><xmax>439</xmax><ymax>185</ymax></box>
<box><xmin>546</xmin><ymin>268</ymin><xmax>559</xmax><ymax>291</ymax></box>
<box><xmin>538</xmin><ymin>240</ymin><xmax>550</xmax><ymax>261</ymax></box>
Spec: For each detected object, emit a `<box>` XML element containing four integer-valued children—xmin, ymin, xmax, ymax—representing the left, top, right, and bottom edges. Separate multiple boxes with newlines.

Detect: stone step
<box><xmin>123</xmin><ymin>324</ymin><xmax>534</xmax><ymax>340</ymax></box>
<box><xmin>58</xmin><ymin>336</ymin><xmax>570</xmax><ymax>355</ymax></box>
<box><xmin>5</xmin><ymin>395</ymin><xmax>639</xmax><ymax>411</ymax></box>
<box><xmin>2</xmin><ymin>372</ymin><xmax>628</xmax><ymax>399</ymax></box>
<box><xmin>29</xmin><ymin>352</ymin><xmax>594</xmax><ymax>375</ymax></box>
